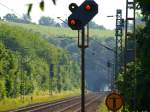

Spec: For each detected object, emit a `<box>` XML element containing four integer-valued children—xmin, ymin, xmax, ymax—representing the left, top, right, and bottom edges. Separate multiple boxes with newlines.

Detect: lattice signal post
<box><xmin>124</xmin><ymin>0</ymin><xmax>136</xmax><ymax>110</ymax></box>
<box><xmin>115</xmin><ymin>9</ymin><xmax>124</xmax><ymax>89</ymax></box>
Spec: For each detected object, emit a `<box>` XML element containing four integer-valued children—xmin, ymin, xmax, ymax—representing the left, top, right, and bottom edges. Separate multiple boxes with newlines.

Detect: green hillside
<box><xmin>0</xmin><ymin>20</ymin><xmax>115</xmax><ymax>111</ymax></box>
<box><xmin>1</xmin><ymin>21</ymin><xmax>115</xmax><ymax>39</ymax></box>
<box><xmin>0</xmin><ymin>21</ymin><xmax>80</xmax><ymax>100</ymax></box>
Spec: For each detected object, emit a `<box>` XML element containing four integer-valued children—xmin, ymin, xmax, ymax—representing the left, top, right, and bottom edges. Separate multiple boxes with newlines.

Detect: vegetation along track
<box><xmin>8</xmin><ymin>93</ymin><xmax>103</xmax><ymax>112</ymax></box>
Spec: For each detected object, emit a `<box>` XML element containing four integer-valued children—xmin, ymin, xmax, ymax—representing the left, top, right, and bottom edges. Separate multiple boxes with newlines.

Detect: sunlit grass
<box><xmin>0</xmin><ymin>21</ymin><xmax>114</xmax><ymax>39</ymax></box>
<box><xmin>0</xmin><ymin>89</ymin><xmax>80</xmax><ymax>111</ymax></box>
<box><xmin>99</xmin><ymin>98</ymin><xmax>108</xmax><ymax>112</ymax></box>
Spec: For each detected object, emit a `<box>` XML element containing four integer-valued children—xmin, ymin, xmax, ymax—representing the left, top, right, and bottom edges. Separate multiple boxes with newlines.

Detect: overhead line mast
<box><xmin>124</xmin><ymin>0</ymin><xmax>136</xmax><ymax>110</ymax></box>
<box><xmin>115</xmin><ymin>9</ymin><xmax>124</xmax><ymax>90</ymax></box>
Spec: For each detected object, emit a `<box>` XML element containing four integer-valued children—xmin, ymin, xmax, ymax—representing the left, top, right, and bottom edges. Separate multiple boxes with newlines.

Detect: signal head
<box><xmin>85</xmin><ymin>4</ymin><xmax>92</xmax><ymax>11</ymax></box>
<box><xmin>68</xmin><ymin>18</ymin><xmax>82</xmax><ymax>30</ymax></box>
<box><xmin>68</xmin><ymin>1</ymin><xmax>98</xmax><ymax>30</ymax></box>
<box><xmin>83</xmin><ymin>1</ymin><xmax>98</xmax><ymax>13</ymax></box>
<box><xmin>69</xmin><ymin>3</ymin><xmax>78</xmax><ymax>12</ymax></box>
<box><xmin>69</xmin><ymin>19</ymin><xmax>76</xmax><ymax>25</ymax></box>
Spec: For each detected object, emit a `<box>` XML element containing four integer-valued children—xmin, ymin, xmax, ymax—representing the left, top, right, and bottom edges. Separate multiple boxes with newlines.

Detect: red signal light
<box><xmin>69</xmin><ymin>19</ymin><xmax>76</xmax><ymax>25</ymax></box>
<box><xmin>85</xmin><ymin>4</ymin><xmax>92</xmax><ymax>11</ymax></box>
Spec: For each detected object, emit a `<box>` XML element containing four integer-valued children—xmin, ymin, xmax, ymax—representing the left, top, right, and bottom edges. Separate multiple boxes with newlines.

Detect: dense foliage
<box><xmin>0</xmin><ymin>21</ymin><xmax>80</xmax><ymax>100</ymax></box>
<box><xmin>3</xmin><ymin>13</ymin><xmax>31</xmax><ymax>24</ymax></box>
<box><xmin>38</xmin><ymin>16</ymin><xmax>58</xmax><ymax>26</ymax></box>
<box><xmin>116</xmin><ymin>1</ymin><xmax>150</xmax><ymax>111</ymax></box>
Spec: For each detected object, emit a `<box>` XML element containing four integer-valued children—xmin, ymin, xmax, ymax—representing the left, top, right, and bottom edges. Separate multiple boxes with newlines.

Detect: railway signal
<box><xmin>49</xmin><ymin>64</ymin><xmax>54</xmax><ymax>95</ymax></box>
<box><xmin>68</xmin><ymin>1</ymin><xmax>98</xmax><ymax>112</ymax></box>
<box><xmin>68</xmin><ymin>0</ymin><xmax>98</xmax><ymax>30</ymax></box>
<box><xmin>50</xmin><ymin>64</ymin><xmax>54</xmax><ymax>78</ymax></box>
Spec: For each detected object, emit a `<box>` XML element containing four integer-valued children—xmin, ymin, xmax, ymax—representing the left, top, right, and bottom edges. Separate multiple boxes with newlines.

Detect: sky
<box><xmin>0</xmin><ymin>0</ymin><xmax>126</xmax><ymax>29</ymax></box>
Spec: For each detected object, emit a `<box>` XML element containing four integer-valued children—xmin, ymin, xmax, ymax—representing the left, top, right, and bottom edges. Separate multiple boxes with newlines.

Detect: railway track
<box><xmin>8</xmin><ymin>96</ymin><xmax>80</xmax><ymax>112</ymax></box>
<box><xmin>58</xmin><ymin>94</ymin><xmax>102</xmax><ymax>112</ymax></box>
<box><xmin>56</xmin><ymin>94</ymin><xmax>98</xmax><ymax>112</ymax></box>
<box><xmin>8</xmin><ymin>93</ymin><xmax>103</xmax><ymax>112</ymax></box>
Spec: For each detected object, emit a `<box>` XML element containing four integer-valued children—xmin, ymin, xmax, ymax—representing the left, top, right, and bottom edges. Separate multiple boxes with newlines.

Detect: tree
<box><xmin>55</xmin><ymin>23</ymin><xmax>61</xmax><ymax>27</ymax></box>
<box><xmin>136</xmin><ymin>0</ymin><xmax>150</xmax><ymax>16</ymax></box>
<box><xmin>28</xmin><ymin>0</ymin><xmax>56</xmax><ymax>15</ymax></box>
<box><xmin>89</xmin><ymin>21</ymin><xmax>106</xmax><ymax>30</ymax></box>
<box><xmin>39</xmin><ymin>16</ymin><xmax>56</xmax><ymax>26</ymax></box>
<box><xmin>116</xmin><ymin>1</ymin><xmax>150</xmax><ymax>111</ymax></box>
<box><xmin>3</xmin><ymin>13</ymin><xmax>32</xmax><ymax>24</ymax></box>
<box><xmin>3</xmin><ymin>13</ymin><xmax>18</xmax><ymax>22</ymax></box>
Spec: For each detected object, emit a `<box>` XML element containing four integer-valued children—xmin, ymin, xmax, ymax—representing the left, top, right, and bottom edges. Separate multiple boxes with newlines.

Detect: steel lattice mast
<box><xmin>124</xmin><ymin>0</ymin><xmax>136</xmax><ymax>110</ymax></box>
<box><xmin>115</xmin><ymin>9</ymin><xmax>124</xmax><ymax>90</ymax></box>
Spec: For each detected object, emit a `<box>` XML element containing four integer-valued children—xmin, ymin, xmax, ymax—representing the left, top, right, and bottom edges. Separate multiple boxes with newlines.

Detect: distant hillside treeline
<box><xmin>1</xmin><ymin>13</ymin><xmax>106</xmax><ymax>30</ymax></box>
<box><xmin>0</xmin><ymin>22</ymin><xmax>80</xmax><ymax>99</ymax></box>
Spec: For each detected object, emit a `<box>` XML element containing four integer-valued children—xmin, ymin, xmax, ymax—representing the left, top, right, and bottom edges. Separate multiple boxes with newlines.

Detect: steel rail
<box><xmin>9</xmin><ymin>96</ymin><xmax>79</xmax><ymax>112</ymax></box>
<box><xmin>74</xmin><ymin>95</ymin><xmax>102</xmax><ymax>112</ymax></box>
<box><xmin>9</xmin><ymin>94</ymin><xmax>92</xmax><ymax>112</ymax></box>
<box><xmin>56</xmin><ymin>94</ymin><xmax>97</xmax><ymax>112</ymax></box>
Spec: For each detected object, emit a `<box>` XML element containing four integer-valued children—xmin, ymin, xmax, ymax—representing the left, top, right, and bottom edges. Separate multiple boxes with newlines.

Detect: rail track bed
<box><xmin>8</xmin><ymin>93</ymin><xmax>104</xmax><ymax>112</ymax></box>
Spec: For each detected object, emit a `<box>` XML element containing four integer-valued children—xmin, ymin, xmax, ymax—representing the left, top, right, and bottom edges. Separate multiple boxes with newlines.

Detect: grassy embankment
<box><xmin>99</xmin><ymin>100</ymin><xmax>108</xmax><ymax>112</ymax></box>
<box><xmin>0</xmin><ymin>90</ymin><xmax>80</xmax><ymax>111</ymax></box>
